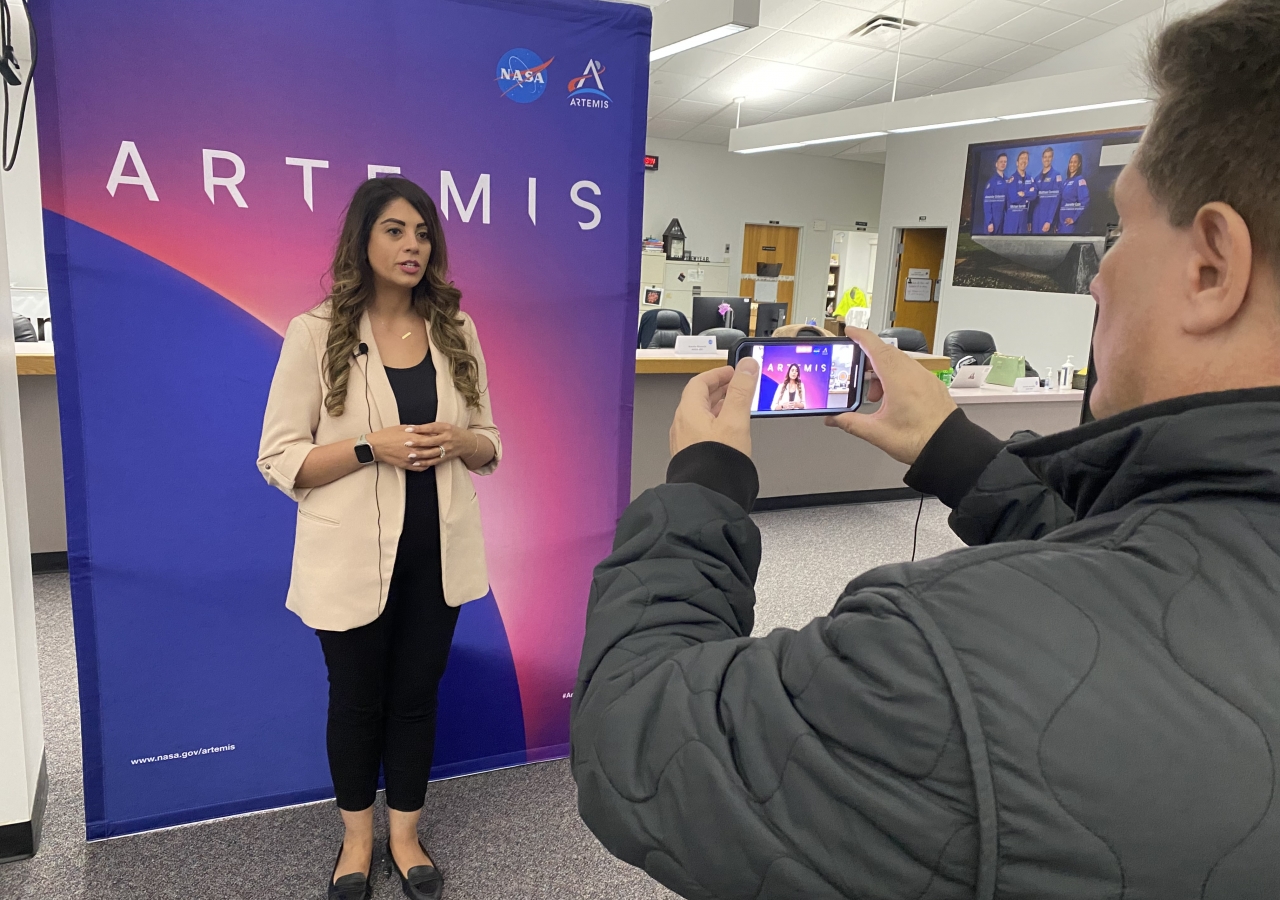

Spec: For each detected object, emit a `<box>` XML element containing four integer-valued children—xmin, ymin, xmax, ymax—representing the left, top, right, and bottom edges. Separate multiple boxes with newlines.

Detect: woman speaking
<box><xmin>258</xmin><ymin>177</ymin><xmax>500</xmax><ymax>900</ymax></box>
<box><xmin>771</xmin><ymin>364</ymin><xmax>807</xmax><ymax>411</ymax></box>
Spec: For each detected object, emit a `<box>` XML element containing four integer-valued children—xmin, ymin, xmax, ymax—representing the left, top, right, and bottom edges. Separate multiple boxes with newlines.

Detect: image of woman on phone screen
<box><xmin>771</xmin><ymin>364</ymin><xmax>807</xmax><ymax>411</ymax></box>
<box><xmin>258</xmin><ymin>176</ymin><xmax>501</xmax><ymax>900</ymax></box>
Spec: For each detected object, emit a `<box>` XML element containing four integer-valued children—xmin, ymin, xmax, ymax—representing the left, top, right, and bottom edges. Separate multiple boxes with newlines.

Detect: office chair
<box><xmin>699</xmin><ymin>327</ymin><xmax>747</xmax><ymax>351</ymax></box>
<box><xmin>638</xmin><ymin>308</ymin><xmax>690</xmax><ymax>349</ymax></box>
<box><xmin>647</xmin><ymin>309</ymin><xmax>691</xmax><ymax>349</ymax></box>
<box><xmin>771</xmin><ymin>324</ymin><xmax>834</xmax><ymax>338</ymax></box>
<box><xmin>942</xmin><ymin>330</ymin><xmax>998</xmax><ymax>369</ymax></box>
<box><xmin>12</xmin><ymin>313</ymin><xmax>36</xmax><ymax>342</ymax></box>
<box><xmin>878</xmin><ymin>327</ymin><xmax>929</xmax><ymax>353</ymax></box>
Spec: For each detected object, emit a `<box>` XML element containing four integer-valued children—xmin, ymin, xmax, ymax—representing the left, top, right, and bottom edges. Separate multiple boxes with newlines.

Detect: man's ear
<box><xmin>1183</xmin><ymin>201</ymin><xmax>1254</xmax><ymax>334</ymax></box>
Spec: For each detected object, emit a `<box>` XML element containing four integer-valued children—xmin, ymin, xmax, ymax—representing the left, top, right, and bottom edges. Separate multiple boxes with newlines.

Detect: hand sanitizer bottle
<box><xmin>1060</xmin><ymin>355</ymin><xmax>1076</xmax><ymax>390</ymax></box>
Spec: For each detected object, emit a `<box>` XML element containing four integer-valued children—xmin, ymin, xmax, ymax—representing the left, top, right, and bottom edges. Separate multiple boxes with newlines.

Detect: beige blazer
<box><xmin>257</xmin><ymin>305</ymin><xmax>501</xmax><ymax>631</ymax></box>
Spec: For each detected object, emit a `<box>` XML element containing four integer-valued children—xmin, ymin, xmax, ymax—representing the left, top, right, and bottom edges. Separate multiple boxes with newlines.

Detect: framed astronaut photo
<box><xmin>953</xmin><ymin>126</ymin><xmax>1145</xmax><ymax>294</ymax></box>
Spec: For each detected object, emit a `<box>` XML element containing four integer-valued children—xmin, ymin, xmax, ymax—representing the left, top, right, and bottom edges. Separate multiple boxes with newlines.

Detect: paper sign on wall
<box><xmin>908</xmin><ymin>268</ymin><xmax>931</xmax><ymax>279</ymax></box>
<box><xmin>905</xmin><ymin>278</ymin><xmax>933</xmax><ymax>302</ymax></box>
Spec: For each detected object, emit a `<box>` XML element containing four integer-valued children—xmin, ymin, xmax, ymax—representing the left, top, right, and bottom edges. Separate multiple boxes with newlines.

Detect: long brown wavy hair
<box><xmin>319</xmin><ymin>177</ymin><xmax>481</xmax><ymax>416</ymax></box>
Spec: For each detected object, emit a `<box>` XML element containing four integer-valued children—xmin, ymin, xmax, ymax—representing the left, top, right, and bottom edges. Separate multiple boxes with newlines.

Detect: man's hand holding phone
<box><xmin>670</xmin><ymin>358</ymin><xmax>759</xmax><ymax>458</ymax></box>
<box><xmin>826</xmin><ymin>327</ymin><xmax>957</xmax><ymax>465</ymax></box>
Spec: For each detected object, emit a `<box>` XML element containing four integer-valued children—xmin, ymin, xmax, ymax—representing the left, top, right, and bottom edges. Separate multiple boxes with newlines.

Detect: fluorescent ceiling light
<box><xmin>650</xmin><ymin>23</ymin><xmax>746</xmax><ymax>61</ymax></box>
<box><xmin>735</xmin><ymin>142</ymin><xmax>805</xmax><ymax>154</ymax></box>
<box><xmin>732</xmin><ymin>131</ymin><xmax>886</xmax><ymax>154</ymax></box>
<box><xmin>890</xmin><ymin>118</ymin><xmax>998</xmax><ymax>134</ymax></box>
<box><xmin>801</xmin><ymin>131</ymin><xmax>887</xmax><ymax>146</ymax></box>
<box><xmin>997</xmin><ymin>99</ymin><xmax>1150</xmax><ymax>120</ymax></box>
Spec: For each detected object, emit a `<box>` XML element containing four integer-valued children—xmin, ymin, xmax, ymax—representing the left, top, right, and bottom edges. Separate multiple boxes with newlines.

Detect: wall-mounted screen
<box><xmin>953</xmin><ymin>126</ymin><xmax>1144</xmax><ymax>294</ymax></box>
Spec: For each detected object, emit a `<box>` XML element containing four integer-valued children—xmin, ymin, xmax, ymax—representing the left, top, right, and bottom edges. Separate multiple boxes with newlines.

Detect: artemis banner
<box><xmin>34</xmin><ymin>0</ymin><xmax>649</xmax><ymax>838</ymax></box>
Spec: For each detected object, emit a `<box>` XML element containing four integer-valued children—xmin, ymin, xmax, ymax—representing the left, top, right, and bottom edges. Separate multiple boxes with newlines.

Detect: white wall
<box><xmin>1</xmin><ymin>1</ymin><xmax>46</xmax><ymax>293</ymax></box>
<box><xmin>871</xmin><ymin>103</ymin><xmax>1152</xmax><ymax>369</ymax></box>
<box><xmin>643</xmin><ymin>137</ymin><xmax>884</xmax><ymax>325</ymax></box>
<box><xmin>0</xmin><ymin>169</ymin><xmax>43</xmax><ymax>834</ymax></box>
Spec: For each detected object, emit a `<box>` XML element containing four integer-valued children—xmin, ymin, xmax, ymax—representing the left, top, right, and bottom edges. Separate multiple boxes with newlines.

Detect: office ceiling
<box><xmin>638</xmin><ymin>0</ymin><xmax>1166</xmax><ymax>158</ymax></box>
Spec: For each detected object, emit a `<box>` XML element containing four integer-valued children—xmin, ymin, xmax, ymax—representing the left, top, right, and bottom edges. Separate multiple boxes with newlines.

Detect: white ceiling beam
<box><xmin>728</xmin><ymin>65</ymin><xmax>1152</xmax><ymax>154</ymax></box>
<box><xmin>651</xmin><ymin>0</ymin><xmax>760</xmax><ymax>62</ymax></box>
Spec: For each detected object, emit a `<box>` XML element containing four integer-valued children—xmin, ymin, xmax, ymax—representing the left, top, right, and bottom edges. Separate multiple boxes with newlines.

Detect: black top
<box><xmin>384</xmin><ymin>352</ymin><xmax>441</xmax><ymax>565</ymax></box>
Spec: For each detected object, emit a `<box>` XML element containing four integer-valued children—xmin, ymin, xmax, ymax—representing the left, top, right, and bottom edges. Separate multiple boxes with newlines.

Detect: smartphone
<box><xmin>732</xmin><ymin>337</ymin><xmax>866</xmax><ymax>418</ymax></box>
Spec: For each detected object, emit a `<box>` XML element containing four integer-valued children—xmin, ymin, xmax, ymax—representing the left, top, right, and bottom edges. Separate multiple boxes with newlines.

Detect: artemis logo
<box><xmin>497</xmin><ymin>48</ymin><xmax>554</xmax><ymax>104</ymax></box>
<box><xmin>104</xmin><ymin>141</ymin><xmax>606</xmax><ymax>231</ymax></box>
<box><xmin>568</xmin><ymin>59</ymin><xmax>610</xmax><ymax>110</ymax></box>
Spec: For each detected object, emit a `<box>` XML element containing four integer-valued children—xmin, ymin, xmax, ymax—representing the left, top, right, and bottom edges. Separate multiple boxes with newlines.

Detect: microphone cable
<box><xmin>356</xmin><ymin>342</ymin><xmax>384</xmax><ymax>619</ymax></box>
<box><xmin>0</xmin><ymin>0</ymin><xmax>36</xmax><ymax>172</ymax></box>
<box><xmin>910</xmin><ymin>492</ymin><xmax>925</xmax><ymax>562</ymax></box>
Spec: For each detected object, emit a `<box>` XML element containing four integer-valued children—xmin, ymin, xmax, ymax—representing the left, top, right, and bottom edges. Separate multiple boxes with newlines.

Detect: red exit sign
<box><xmin>644</xmin><ymin>154</ymin><xmax>659</xmax><ymax>171</ymax></box>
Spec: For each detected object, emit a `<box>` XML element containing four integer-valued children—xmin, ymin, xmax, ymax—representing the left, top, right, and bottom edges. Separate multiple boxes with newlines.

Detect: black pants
<box><xmin>317</xmin><ymin>555</ymin><xmax>460</xmax><ymax>812</ymax></box>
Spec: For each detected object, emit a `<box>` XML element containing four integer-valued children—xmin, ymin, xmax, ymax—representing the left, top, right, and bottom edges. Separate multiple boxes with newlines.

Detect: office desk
<box><xmin>632</xmin><ymin>368</ymin><xmax>1084</xmax><ymax>503</ymax></box>
<box><xmin>635</xmin><ymin>348</ymin><xmax>953</xmax><ymax>375</ymax></box>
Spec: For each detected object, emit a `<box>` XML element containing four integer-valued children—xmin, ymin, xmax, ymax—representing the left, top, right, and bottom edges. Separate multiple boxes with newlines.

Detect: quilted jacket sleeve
<box><xmin>571</xmin><ymin>480</ymin><xmax>978</xmax><ymax>900</ymax></box>
<box><xmin>906</xmin><ymin>410</ymin><xmax>1075</xmax><ymax>546</ymax></box>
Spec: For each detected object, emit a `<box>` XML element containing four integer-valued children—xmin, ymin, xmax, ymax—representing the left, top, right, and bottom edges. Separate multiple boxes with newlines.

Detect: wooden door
<box><xmin>890</xmin><ymin>228</ymin><xmax>947</xmax><ymax>349</ymax></box>
<box><xmin>740</xmin><ymin>224</ymin><xmax>800</xmax><ymax>310</ymax></box>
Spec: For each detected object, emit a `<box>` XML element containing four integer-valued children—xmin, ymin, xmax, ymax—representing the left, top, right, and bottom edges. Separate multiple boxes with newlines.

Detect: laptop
<box><xmin>951</xmin><ymin>365</ymin><xmax>992</xmax><ymax>388</ymax></box>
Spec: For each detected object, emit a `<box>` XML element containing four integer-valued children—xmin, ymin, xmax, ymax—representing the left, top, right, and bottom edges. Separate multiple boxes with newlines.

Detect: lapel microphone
<box><xmin>356</xmin><ymin>342</ymin><xmax>369</xmax><ymax>357</ymax></box>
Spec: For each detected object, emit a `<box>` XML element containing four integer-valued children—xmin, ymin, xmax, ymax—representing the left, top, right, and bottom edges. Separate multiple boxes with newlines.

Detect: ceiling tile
<box><xmin>1035</xmin><ymin>15</ymin><xmax>1113</xmax><ymax>51</ymax></box>
<box><xmin>901</xmin><ymin>57</ymin><xmax>976</xmax><ymax>88</ymax></box>
<box><xmin>1091</xmin><ymin>0</ymin><xmax>1167</xmax><ymax>26</ymax></box>
<box><xmin>849</xmin><ymin>80</ymin><xmax>934</xmax><ymax>105</ymax></box>
<box><xmin>689</xmin><ymin>57</ymin><xmax>840</xmax><ymax>103</ymax></box>
<box><xmin>746</xmin><ymin>30</ymin><xmax>834</xmax><ymax>63</ymax></box>
<box><xmin>900</xmin><ymin>23</ymin><xmax>975</xmax><ymax>57</ymax></box>
<box><xmin>737</xmin><ymin>88</ymin><xmax>811</xmax><ymax>113</ymax></box>
<box><xmin>646</xmin><ymin>118</ymin><xmax>695</xmax><ymax>140</ymax></box>
<box><xmin>813</xmin><ymin>72</ymin><xmax>886</xmax><ymax>99</ymax></box>
<box><xmin>820</xmin><ymin>0</ymin><xmax>896</xmax><ymax>11</ymax></box>
<box><xmin>1040</xmin><ymin>0</ymin><xmax>1113</xmax><ymax>14</ymax></box>
<box><xmin>656</xmin><ymin>47</ymin><xmax>739</xmax><ymax>79</ymax></box>
<box><xmin>853</xmin><ymin>50</ymin><xmax>930</xmax><ymax>79</ymax></box>
<box><xmin>983</xmin><ymin>41</ymin><xmax>1059</xmax><ymax>72</ymax></box>
<box><xmin>785</xmin><ymin>2</ymin><xmax>882</xmax><ymax>40</ymax></box>
<box><xmin>759</xmin><ymin>0</ymin><xmax>822</xmax><ymax>29</ymax></box>
<box><xmin>939</xmin><ymin>32</ymin><xmax>1024</xmax><ymax>66</ymax></box>
<box><xmin>705</xmin><ymin>104</ymin><xmax>773</xmax><ymax>127</ymax></box>
<box><xmin>661</xmin><ymin>98</ymin><xmax>727</xmax><ymax>123</ymax></box>
<box><xmin>902</xmin><ymin>0</ymin><xmax>977</xmax><ymax>23</ymax></box>
<box><xmin>649</xmin><ymin>71</ymin><xmax>708</xmax><ymax>99</ymax></box>
<box><xmin>681</xmin><ymin>124</ymin><xmax>733</xmax><ymax>145</ymax></box>
<box><xmin>988</xmin><ymin>7</ymin><xmax>1079</xmax><ymax>42</ymax></box>
<box><xmin>935</xmin><ymin>66</ymin><xmax>1006</xmax><ymax>91</ymax></box>
<box><xmin>648</xmin><ymin>94</ymin><xmax>678</xmax><ymax>117</ymax></box>
<box><xmin>778</xmin><ymin>92</ymin><xmax>857</xmax><ymax>116</ymax></box>
<box><xmin>941</xmin><ymin>0</ymin><xmax>1038</xmax><ymax>34</ymax></box>
<box><xmin>704</xmin><ymin>25</ymin><xmax>779</xmax><ymax>55</ymax></box>
<box><xmin>802</xmin><ymin>39</ymin><xmax>884</xmax><ymax>72</ymax></box>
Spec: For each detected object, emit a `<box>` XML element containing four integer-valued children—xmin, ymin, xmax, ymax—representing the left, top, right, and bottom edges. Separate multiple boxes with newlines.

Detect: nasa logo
<box><xmin>568</xmin><ymin>59</ymin><xmax>611</xmax><ymax>110</ymax></box>
<box><xmin>497</xmin><ymin>48</ymin><xmax>554</xmax><ymax>104</ymax></box>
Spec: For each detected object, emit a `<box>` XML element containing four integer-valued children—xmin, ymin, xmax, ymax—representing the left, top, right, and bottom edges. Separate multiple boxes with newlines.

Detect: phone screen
<box><xmin>740</xmin><ymin>340</ymin><xmax>864</xmax><ymax>418</ymax></box>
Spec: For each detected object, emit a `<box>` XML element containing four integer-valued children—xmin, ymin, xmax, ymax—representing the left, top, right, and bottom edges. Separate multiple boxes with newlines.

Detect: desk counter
<box><xmin>632</xmin><ymin>368</ymin><xmax>1084</xmax><ymax>504</ymax></box>
<box><xmin>636</xmin><ymin>348</ymin><xmax>954</xmax><ymax>375</ymax></box>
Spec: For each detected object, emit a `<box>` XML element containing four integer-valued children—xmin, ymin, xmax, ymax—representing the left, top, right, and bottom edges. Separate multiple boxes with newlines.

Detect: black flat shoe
<box><xmin>386</xmin><ymin>838</ymin><xmax>444</xmax><ymax>900</ymax></box>
<box><xmin>328</xmin><ymin>841</ymin><xmax>373</xmax><ymax>900</ymax></box>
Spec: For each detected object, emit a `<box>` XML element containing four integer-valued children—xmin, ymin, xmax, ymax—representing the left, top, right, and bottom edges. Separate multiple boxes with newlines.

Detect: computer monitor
<box><xmin>754</xmin><ymin>302</ymin><xmax>788</xmax><ymax>337</ymax></box>
<box><xmin>691</xmin><ymin>296</ymin><xmax>751</xmax><ymax>335</ymax></box>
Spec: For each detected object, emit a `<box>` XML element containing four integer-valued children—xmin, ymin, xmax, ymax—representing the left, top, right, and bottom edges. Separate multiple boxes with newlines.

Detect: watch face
<box><xmin>355</xmin><ymin>442</ymin><xmax>374</xmax><ymax>464</ymax></box>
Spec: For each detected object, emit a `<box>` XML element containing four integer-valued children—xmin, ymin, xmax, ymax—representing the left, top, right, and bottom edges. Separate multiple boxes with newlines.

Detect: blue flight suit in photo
<box><xmin>1059</xmin><ymin>175</ymin><xmax>1090</xmax><ymax>234</ymax></box>
<box><xmin>982</xmin><ymin>172</ymin><xmax>1011</xmax><ymax>234</ymax></box>
<box><xmin>1004</xmin><ymin>172</ymin><xmax>1036</xmax><ymax>234</ymax></box>
<box><xmin>1033</xmin><ymin>168</ymin><xmax>1063</xmax><ymax>234</ymax></box>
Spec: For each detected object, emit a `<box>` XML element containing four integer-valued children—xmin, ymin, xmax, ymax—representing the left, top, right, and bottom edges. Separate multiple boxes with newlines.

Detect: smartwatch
<box><xmin>354</xmin><ymin>434</ymin><xmax>375</xmax><ymax>465</ymax></box>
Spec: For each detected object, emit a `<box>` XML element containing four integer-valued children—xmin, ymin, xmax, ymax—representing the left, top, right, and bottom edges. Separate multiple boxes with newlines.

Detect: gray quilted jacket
<box><xmin>572</xmin><ymin>389</ymin><xmax>1280</xmax><ymax>899</ymax></box>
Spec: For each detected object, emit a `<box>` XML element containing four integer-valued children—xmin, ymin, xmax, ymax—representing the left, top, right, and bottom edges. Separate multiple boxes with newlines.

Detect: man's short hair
<box><xmin>1139</xmin><ymin>0</ymin><xmax>1280</xmax><ymax>269</ymax></box>
<box><xmin>1017</xmin><ymin>151</ymin><xmax>1029</xmax><ymax>160</ymax></box>
<box><xmin>996</xmin><ymin>152</ymin><xmax>1007</xmax><ymax>160</ymax></box>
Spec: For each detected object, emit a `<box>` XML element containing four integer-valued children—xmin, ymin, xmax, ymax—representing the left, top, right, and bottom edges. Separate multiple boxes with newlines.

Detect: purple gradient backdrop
<box><xmin>35</xmin><ymin>0</ymin><xmax>650</xmax><ymax>823</ymax></box>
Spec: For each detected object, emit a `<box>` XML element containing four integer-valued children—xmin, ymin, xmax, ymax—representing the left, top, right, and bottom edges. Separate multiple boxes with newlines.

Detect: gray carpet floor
<box><xmin>0</xmin><ymin>499</ymin><xmax>962</xmax><ymax>899</ymax></box>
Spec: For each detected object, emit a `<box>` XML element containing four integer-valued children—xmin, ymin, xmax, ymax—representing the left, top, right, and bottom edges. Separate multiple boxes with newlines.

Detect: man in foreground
<box><xmin>571</xmin><ymin>2</ymin><xmax>1280</xmax><ymax>897</ymax></box>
